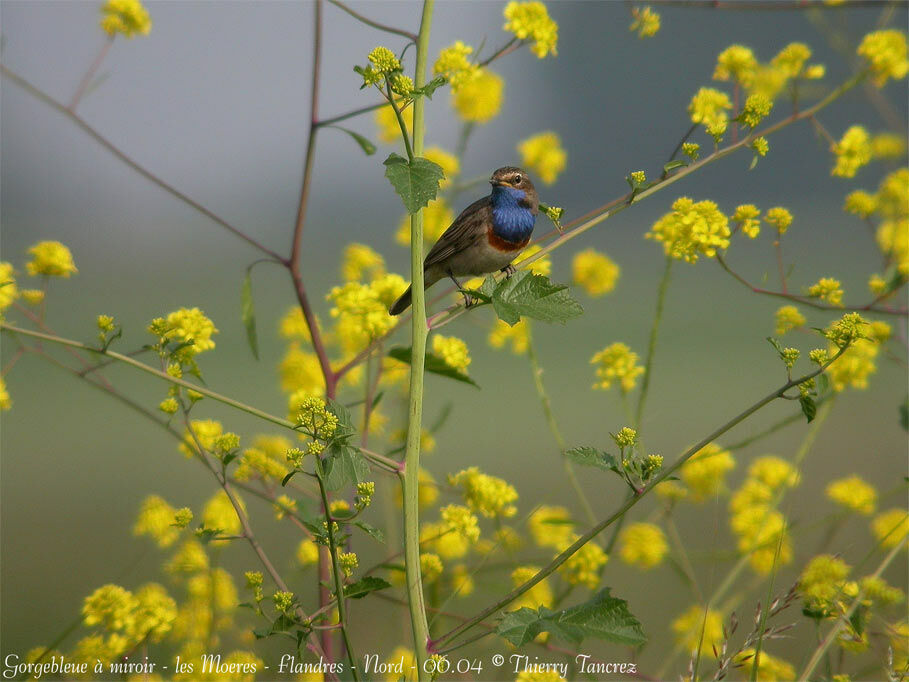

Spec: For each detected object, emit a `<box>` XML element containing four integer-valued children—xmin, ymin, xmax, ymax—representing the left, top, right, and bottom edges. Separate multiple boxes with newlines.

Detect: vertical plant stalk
<box><xmin>635</xmin><ymin>255</ymin><xmax>672</xmax><ymax>429</ymax></box>
<box><xmin>526</xmin><ymin>327</ymin><xmax>597</xmax><ymax>526</ymax></box>
<box><xmin>402</xmin><ymin>0</ymin><xmax>435</xmax><ymax>676</ymax></box>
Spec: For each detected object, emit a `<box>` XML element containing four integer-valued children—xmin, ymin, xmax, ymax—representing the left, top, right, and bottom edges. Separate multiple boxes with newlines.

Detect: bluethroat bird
<box><xmin>390</xmin><ymin>166</ymin><xmax>539</xmax><ymax>315</ymax></box>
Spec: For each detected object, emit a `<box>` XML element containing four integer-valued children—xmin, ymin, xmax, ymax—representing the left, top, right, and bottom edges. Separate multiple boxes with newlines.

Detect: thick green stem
<box><xmin>526</xmin><ymin>326</ymin><xmax>597</xmax><ymax>526</ymax></box>
<box><xmin>635</xmin><ymin>256</ymin><xmax>672</xmax><ymax>429</ymax></box>
<box><xmin>402</xmin><ymin>1</ymin><xmax>435</xmax><ymax>676</ymax></box>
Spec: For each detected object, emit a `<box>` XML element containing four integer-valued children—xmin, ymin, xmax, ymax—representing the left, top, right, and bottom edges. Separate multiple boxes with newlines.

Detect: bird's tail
<box><xmin>389</xmin><ymin>284</ymin><xmax>413</xmax><ymax>316</ymax></box>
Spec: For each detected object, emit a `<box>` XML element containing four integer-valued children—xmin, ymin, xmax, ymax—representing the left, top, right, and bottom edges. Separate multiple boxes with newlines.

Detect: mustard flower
<box><xmin>733</xmin><ymin>649</ymin><xmax>796</xmax><ymax>681</ymax></box>
<box><xmin>829</xmin><ymin>336</ymin><xmax>879</xmax><ymax>391</ymax></box>
<box><xmin>747</xmin><ymin>64</ymin><xmax>789</xmax><ymax>103</ymax></box>
<box><xmin>367</xmin><ymin>46</ymin><xmax>401</xmax><ymax>74</ymax></box>
<box><xmin>431</xmin><ymin>334</ymin><xmax>471</xmax><ymax>373</ymax></box>
<box><xmin>528</xmin><ymin>505</ymin><xmax>575</xmax><ymax>548</ymax></box>
<box><xmin>280</xmin><ymin>344</ymin><xmax>324</xmax><ymax>396</ymax></box>
<box><xmin>433</xmin><ymin>41</ymin><xmax>478</xmax><ymax>92</ymax></box>
<box><xmin>557</xmin><ymin>535</ymin><xmax>607</xmax><ymax>589</ymax></box>
<box><xmin>375</xmin><ymin>104</ymin><xmax>411</xmax><ymax>144</ymax></box>
<box><xmin>860</xmin><ymin>575</ymin><xmax>904</xmax><ymax>605</ymax></box>
<box><xmin>420</xmin><ymin>553</ymin><xmax>443</xmax><ymax>583</ymax></box>
<box><xmin>671</xmin><ymin>605</ymin><xmax>724</xmax><ymax>655</ymax></box>
<box><xmin>732</xmin><ymin>204</ymin><xmax>761</xmax><ymax>238</ymax></box>
<box><xmin>389</xmin><ymin>73</ymin><xmax>414</xmax><ymax>97</ymax></box>
<box><xmin>20</xmin><ymin>289</ymin><xmax>44</xmax><ymax>305</ymax></box>
<box><xmin>682</xmin><ymin>142</ymin><xmax>700</xmax><ymax>160</ymax></box>
<box><xmin>843</xmin><ymin>190</ymin><xmax>878</xmax><ymax>219</ymax></box>
<box><xmin>26</xmin><ymin>240</ymin><xmax>77</xmax><ymax>277</ymax></box>
<box><xmin>356</xmin><ymin>481</ymin><xmax>375</xmax><ymax>509</ymax></box>
<box><xmin>173</xmin><ymin>508</ymin><xmax>192</xmax><ymax>528</ymax></box>
<box><xmin>516</xmin><ymin>672</ymin><xmax>566</xmax><ymax>682</ymax></box>
<box><xmin>751</xmin><ymin>136</ymin><xmax>770</xmax><ymax>157</ymax></box>
<box><xmin>450</xmin><ymin>564</ymin><xmax>474</xmax><ymax>597</ymax></box>
<box><xmin>688</xmin><ymin>88</ymin><xmax>732</xmax><ymax>139</ymax></box>
<box><xmin>826</xmin><ymin>475</ymin><xmax>877</xmax><ymax>515</ymax></box>
<box><xmin>0</xmin><ymin>378</ymin><xmax>10</xmax><ymax>411</ymax></box>
<box><xmin>441</xmin><ymin>504</ymin><xmax>481</xmax><ymax>543</ymax></box>
<box><xmin>235</xmin><ymin>435</ymin><xmax>291</xmax><ymax>482</ymax></box>
<box><xmin>871</xmin><ymin>508</ymin><xmax>908</xmax><ymax>548</ymax></box>
<box><xmin>618</xmin><ymin>522</ymin><xmax>668</xmax><ymax>569</ymax></box>
<box><xmin>503</xmin><ymin>1</ymin><xmax>559</xmax><ymax>58</ymax></box>
<box><xmin>773</xmin><ymin>305</ymin><xmax>804</xmax><ymax>336</ymax></box>
<box><xmin>294</xmin><ymin>395</ymin><xmax>338</xmax><ymax>439</ymax></box>
<box><xmin>130</xmin><ymin>583</ymin><xmax>177</xmax><ymax>642</ymax></box>
<box><xmin>0</xmin><ymin>262</ymin><xmax>17</xmax><ymax>312</ymax></box>
<box><xmin>397</xmin><ymin>198</ymin><xmax>454</xmax><ymax>246</ymax></box>
<box><xmin>629</xmin><ymin>6</ymin><xmax>660</xmax><ymax>39</ymax></box>
<box><xmin>799</xmin><ymin>554</ymin><xmax>851</xmax><ymax>611</ymax></box>
<box><xmin>178</xmin><ymin>418</ymin><xmax>223</xmax><ymax>458</ymax></box>
<box><xmin>857</xmin><ymin>30</ymin><xmax>909</xmax><ymax>87</ymax></box>
<box><xmin>572</xmin><ymin>248</ymin><xmax>619</xmax><ymax>296</ymax></box>
<box><xmin>384</xmin><ymin>648</ymin><xmax>416</xmax><ymax>682</ymax></box>
<box><xmin>748</xmin><ymin>456</ymin><xmax>800</xmax><ymax>490</ymax></box>
<box><xmin>517</xmin><ymin>132</ymin><xmax>567</xmax><ymax>185</ymax></box>
<box><xmin>133</xmin><ymin>495</ymin><xmax>181</xmax><ymax>548</ymax></box>
<box><xmin>100</xmin><ymin>0</ymin><xmax>151</xmax><ymax>38</ymax></box>
<box><xmin>871</xmin><ymin>132</ymin><xmax>906</xmax><ymax>159</ymax></box>
<box><xmin>868</xmin><ymin>273</ymin><xmax>887</xmax><ymax>295</ymax></box>
<box><xmin>876</xmin><ymin>167</ymin><xmax>909</xmax><ymax>219</ymax></box>
<box><xmin>511</xmin><ymin>566</ymin><xmax>554</xmax><ymax>610</ymax></box>
<box><xmin>83</xmin><ymin>584</ymin><xmax>137</xmax><ymax>631</ymax></box>
<box><xmin>646</xmin><ymin>197</ymin><xmax>731</xmax><ymax>263</ymax></box>
<box><xmin>772</xmin><ymin>42</ymin><xmax>812</xmax><ymax>78</ymax></box>
<box><xmin>807</xmin><ymin>277</ymin><xmax>844</xmax><ymax>306</ymax></box>
<box><xmin>731</xmin><ymin>506</ymin><xmax>792</xmax><ymax>575</ymax></box>
<box><xmin>423</xmin><ymin>520</ymin><xmax>469</xmax><ymax>559</ymax></box>
<box><xmin>680</xmin><ymin>443</ymin><xmax>735</xmax><ymax>501</ymax></box>
<box><xmin>764</xmin><ymin>206</ymin><xmax>793</xmax><ymax>234</ymax></box>
<box><xmin>612</xmin><ymin>427</ymin><xmax>638</xmax><ymax>448</ymax></box>
<box><xmin>338</xmin><ymin>551</ymin><xmax>359</xmax><ymax>578</ymax></box>
<box><xmin>166</xmin><ymin>539</ymin><xmax>209</xmax><ymax>575</ymax></box>
<box><xmin>296</xmin><ymin>538</ymin><xmax>319</xmax><ymax>566</ymax></box>
<box><xmin>514</xmin><ymin>244</ymin><xmax>551</xmax><ymax>277</ymax></box>
<box><xmin>832</xmin><ymin>126</ymin><xmax>872</xmax><ymax>178</ymax></box>
<box><xmin>342</xmin><ymin>243</ymin><xmax>385</xmax><ymax>282</ymax></box>
<box><xmin>739</xmin><ymin>93</ymin><xmax>772</xmax><ymax>128</ymax></box>
<box><xmin>453</xmin><ymin>68</ymin><xmax>504</xmax><ymax>123</ymax></box>
<box><xmin>152</xmin><ymin>307</ymin><xmax>218</xmax><ymax>358</ymax></box>
<box><xmin>202</xmin><ymin>490</ymin><xmax>244</xmax><ymax>536</ymax></box>
<box><xmin>424</xmin><ymin>147</ymin><xmax>460</xmax><ymax>188</ymax></box>
<box><xmin>877</xmin><ymin>216</ymin><xmax>909</xmax><ymax>276</ymax></box>
<box><xmin>449</xmin><ymin>466</ymin><xmax>518</xmax><ymax>517</ymax></box>
<box><xmin>328</xmin><ymin>278</ymin><xmax>402</xmax><ymax>353</ymax></box>
<box><xmin>713</xmin><ymin>45</ymin><xmax>758</xmax><ymax>86</ymax></box>
<box><xmin>489</xmin><ymin>318</ymin><xmax>530</xmax><ymax>355</ymax></box>
<box><xmin>591</xmin><ymin>342</ymin><xmax>644</xmax><ymax>393</ymax></box>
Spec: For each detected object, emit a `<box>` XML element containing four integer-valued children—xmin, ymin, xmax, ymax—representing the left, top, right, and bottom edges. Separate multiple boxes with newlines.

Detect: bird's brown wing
<box><xmin>423</xmin><ymin>196</ymin><xmax>492</xmax><ymax>270</ymax></box>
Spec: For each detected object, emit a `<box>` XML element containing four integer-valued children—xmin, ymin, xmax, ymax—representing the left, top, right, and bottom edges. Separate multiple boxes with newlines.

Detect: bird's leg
<box><xmin>447</xmin><ymin>269</ymin><xmax>475</xmax><ymax>308</ymax></box>
<box><xmin>500</xmin><ymin>263</ymin><xmax>517</xmax><ymax>278</ymax></box>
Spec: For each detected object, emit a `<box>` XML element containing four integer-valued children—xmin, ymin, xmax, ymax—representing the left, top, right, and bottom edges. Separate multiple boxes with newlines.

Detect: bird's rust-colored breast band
<box><xmin>487</xmin><ymin>227</ymin><xmax>531</xmax><ymax>252</ymax></box>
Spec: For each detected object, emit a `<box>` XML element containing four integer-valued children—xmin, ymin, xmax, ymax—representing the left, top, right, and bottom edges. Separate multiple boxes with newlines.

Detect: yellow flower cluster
<box><xmin>618</xmin><ymin>522</ymin><xmax>668</xmax><ymax>569</ymax></box>
<box><xmin>150</xmin><ymin>307</ymin><xmax>218</xmax><ymax>358</ymax></box>
<box><xmin>556</xmin><ymin>536</ymin><xmax>607</xmax><ymax>589</ymax></box>
<box><xmin>528</xmin><ymin>505</ymin><xmax>575</xmax><ymax>548</ymax></box>
<box><xmin>516</xmin><ymin>671</ymin><xmax>565</xmax><ymax>682</ymax></box>
<box><xmin>671</xmin><ymin>604</ymin><xmax>724</xmax><ymax>655</ymax></box>
<box><xmin>297</xmin><ymin>538</ymin><xmax>320</xmax><ymax>566</ymax></box>
<box><xmin>510</xmin><ymin>565</ymin><xmax>554</xmax><ymax>610</ymax></box>
<box><xmin>425</xmin><ymin>147</ymin><xmax>460</xmax><ymax>189</ymax></box>
<box><xmin>432</xmin><ymin>334</ymin><xmax>471</xmax><ymax>372</ymax></box>
<box><xmin>503</xmin><ymin>1</ymin><xmax>559</xmax><ymax>58</ymax></box>
<box><xmin>629</xmin><ymin>6</ymin><xmax>660</xmax><ymax>39</ymax></box>
<box><xmin>489</xmin><ymin>318</ymin><xmax>530</xmax><ymax>354</ymax></box>
<box><xmin>872</xmin><ymin>168</ymin><xmax>909</xmax><ymax>275</ymax></box>
<box><xmin>342</xmin><ymin>243</ymin><xmax>385</xmax><ymax>282</ymax></box>
<box><xmin>572</xmin><ymin>248</ymin><xmax>619</xmax><ymax>297</ymax></box>
<box><xmin>807</xmin><ymin>277</ymin><xmax>844</xmax><ymax>306</ymax></box>
<box><xmin>0</xmin><ymin>377</ymin><xmax>10</xmax><ymax>411</ymax></box>
<box><xmin>713</xmin><ymin>45</ymin><xmax>758</xmax><ymax>86</ymax></box>
<box><xmin>733</xmin><ymin>649</ymin><xmax>795</xmax><ymax>681</ymax></box>
<box><xmin>178</xmin><ymin>419</ymin><xmax>223</xmax><ymax>458</ymax></box>
<box><xmin>81</xmin><ymin>582</ymin><xmax>176</xmax><ymax>649</ymax></box>
<box><xmin>764</xmin><ymin>206</ymin><xmax>793</xmax><ymax>234</ymax></box>
<box><xmin>687</xmin><ymin>88</ymin><xmax>732</xmax><ymax>139</ymax></box>
<box><xmin>871</xmin><ymin>508</ymin><xmax>908</xmax><ymax>548</ymax></box>
<box><xmin>799</xmin><ymin>554</ymin><xmax>852</xmax><ymax>613</ymax></box>
<box><xmin>449</xmin><ymin>466</ymin><xmax>518</xmax><ymax>518</ymax></box>
<box><xmin>441</xmin><ymin>504</ymin><xmax>481</xmax><ymax>543</ymax></box>
<box><xmin>375</xmin><ymin>104</ymin><xmax>411</xmax><ymax>143</ymax></box>
<box><xmin>328</xmin><ymin>275</ymin><xmax>406</xmax><ymax>353</ymax></box>
<box><xmin>202</xmin><ymin>490</ymin><xmax>244</xmax><ymax>537</ymax></box>
<box><xmin>517</xmin><ymin>132</ymin><xmax>567</xmax><ymax>185</ymax></box>
<box><xmin>732</xmin><ymin>204</ymin><xmax>761</xmax><ymax>238</ymax></box>
<box><xmin>826</xmin><ymin>475</ymin><xmax>877</xmax><ymax>515</ymax></box>
<box><xmin>100</xmin><ymin>0</ymin><xmax>151</xmax><ymax>38</ymax></box>
<box><xmin>133</xmin><ymin>495</ymin><xmax>183</xmax><ymax>547</ymax></box>
<box><xmin>26</xmin><ymin>241</ymin><xmax>77</xmax><ymax>277</ymax></box>
<box><xmin>0</xmin><ymin>262</ymin><xmax>17</xmax><ymax>314</ymax></box>
<box><xmin>734</xmin><ymin>42</ymin><xmax>824</xmax><ymax>104</ymax></box>
<box><xmin>591</xmin><ymin>342</ymin><xmax>644</xmax><ymax>393</ymax></box>
<box><xmin>739</xmin><ymin>93</ymin><xmax>772</xmax><ymax>128</ymax></box>
<box><xmin>831</xmin><ymin>126</ymin><xmax>872</xmax><ymax>178</ymax></box>
<box><xmin>453</xmin><ymin>69</ymin><xmax>504</xmax><ymax>123</ymax></box>
<box><xmin>234</xmin><ymin>434</ymin><xmax>291</xmax><ymax>482</ymax></box>
<box><xmin>646</xmin><ymin>197</ymin><xmax>731</xmax><ymax>263</ymax></box>
<box><xmin>680</xmin><ymin>443</ymin><xmax>735</xmax><ymax>502</ymax></box>
<box><xmin>433</xmin><ymin>42</ymin><xmax>478</xmax><ymax>92</ymax></box>
<box><xmin>729</xmin><ymin>456</ymin><xmax>799</xmax><ymax>574</ymax></box>
<box><xmin>397</xmin><ymin>198</ymin><xmax>454</xmax><ymax>247</ymax></box>
<box><xmin>857</xmin><ymin>29</ymin><xmax>909</xmax><ymax>87</ymax></box>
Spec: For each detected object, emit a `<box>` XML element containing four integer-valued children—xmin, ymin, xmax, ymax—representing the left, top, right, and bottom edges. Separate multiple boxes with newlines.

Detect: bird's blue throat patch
<box><xmin>491</xmin><ymin>185</ymin><xmax>536</xmax><ymax>242</ymax></box>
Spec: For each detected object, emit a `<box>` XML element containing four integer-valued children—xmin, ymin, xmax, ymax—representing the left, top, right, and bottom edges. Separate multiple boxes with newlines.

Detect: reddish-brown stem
<box><xmin>775</xmin><ymin>238</ymin><xmax>788</xmax><ymax>293</ymax></box>
<box><xmin>69</xmin><ymin>36</ymin><xmax>114</xmax><ymax>111</ymax></box>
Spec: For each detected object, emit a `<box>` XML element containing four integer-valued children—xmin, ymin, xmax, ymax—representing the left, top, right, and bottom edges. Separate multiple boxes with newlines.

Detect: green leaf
<box><xmin>491</xmin><ymin>271</ymin><xmax>583</xmax><ymax>325</ymax></box>
<box><xmin>417</xmin><ymin>76</ymin><xmax>446</xmax><ymax>99</ymax></box>
<box><xmin>383</xmin><ymin>153</ymin><xmax>444</xmax><ymax>214</ymax></box>
<box><xmin>662</xmin><ymin>160</ymin><xmax>687</xmax><ymax>174</ymax></box>
<box><xmin>282</xmin><ymin>470</ymin><xmax>298</xmax><ymax>487</ymax></box>
<box><xmin>354</xmin><ymin>521</ymin><xmax>386</xmax><ymax>543</ymax></box>
<box><xmin>333</xmin><ymin>126</ymin><xmax>376</xmax><ymax>156</ymax></box>
<box><xmin>323</xmin><ymin>445</ymin><xmax>371</xmax><ymax>491</ymax></box>
<box><xmin>799</xmin><ymin>394</ymin><xmax>817</xmax><ymax>423</ymax></box>
<box><xmin>240</xmin><ymin>268</ymin><xmax>259</xmax><ymax>360</ymax></box>
<box><xmin>344</xmin><ymin>576</ymin><xmax>392</xmax><ymax>599</ymax></box>
<box><xmin>388</xmin><ymin>346</ymin><xmax>479</xmax><ymax>388</ymax></box>
<box><xmin>497</xmin><ymin>588</ymin><xmax>646</xmax><ymax>647</ymax></box>
<box><xmin>564</xmin><ymin>446</ymin><xmax>619</xmax><ymax>472</ymax></box>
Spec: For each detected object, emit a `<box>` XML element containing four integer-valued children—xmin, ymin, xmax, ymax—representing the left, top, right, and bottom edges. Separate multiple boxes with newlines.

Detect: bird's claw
<box><xmin>462</xmin><ymin>291</ymin><xmax>476</xmax><ymax>308</ymax></box>
<box><xmin>501</xmin><ymin>264</ymin><xmax>517</xmax><ymax>278</ymax></box>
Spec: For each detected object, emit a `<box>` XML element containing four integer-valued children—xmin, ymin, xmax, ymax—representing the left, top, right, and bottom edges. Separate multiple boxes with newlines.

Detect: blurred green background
<box><xmin>2</xmin><ymin>1</ymin><xmax>906</xmax><ymax>678</ymax></box>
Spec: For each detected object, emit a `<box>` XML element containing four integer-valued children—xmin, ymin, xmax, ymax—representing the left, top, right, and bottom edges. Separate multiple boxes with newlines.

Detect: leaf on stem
<box><xmin>333</xmin><ymin>126</ymin><xmax>377</xmax><ymax>155</ymax></box>
<box><xmin>564</xmin><ymin>446</ymin><xmax>619</xmax><ymax>473</ymax></box>
<box><xmin>383</xmin><ymin>153</ymin><xmax>444</xmax><ymax>214</ymax></box>
<box><xmin>323</xmin><ymin>444</ymin><xmax>371</xmax><ymax>491</ymax></box>
<box><xmin>344</xmin><ymin>576</ymin><xmax>392</xmax><ymax>599</ymax></box>
<box><xmin>388</xmin><ymin>346</ymin><xmax>479</xmax><ymax>388</ymax></box>
<box><xmin>491</xmin><ymin>271</ymin><xmax>583</xmax><ymax>326</ymax></box>
<box><xmin>241</xmin><ymin>267</ymin><xmax>259</xmax><ymax>360</ymax></box>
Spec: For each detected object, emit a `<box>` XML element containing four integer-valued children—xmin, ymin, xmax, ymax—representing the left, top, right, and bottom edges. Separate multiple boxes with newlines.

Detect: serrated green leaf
<box><xmin>497</xmin><ymin>588</ymin><xmax>646</xmax><ymax>647</ymax></box>
<box><xmin>344</xmin><ymin>576</ymin><xmax>392</xmax><ymax>599</ymax></box>
<box><xmin>799</xmin><ymin>394</ymin><xmax>816</xmax><ymax>423</ymax></box>
<box><xmin>492</xmin><ymin>271</ymin><xmax>583</xmax><ymax>325</ymax></box>
<box><xmin>323</xmin><ymin>445</ymin><xmax>371</xmax><ymax>491</ymax></box>
<box><xmin>383</xmin><ymin>153</ymin><xmax>444</xmax><ymax>214</ymax></box>
<box><xmin>241</xmin><ymin>268</ymin><xmax>259</xmax><ymax>360</ymax></box>
<box><xmin>354</xmin><ymin>521</ymin><xmax>386</xmax><ymax>543</ymax></box>
<box><xmin>388</xmin><ymin>346</ymin><xmax>479</xmax><ymax>388</ymax></box>
<box><xmin>564</xmin><ymin>446</ymin><xmax>619</xmax><ymax>472</ymax></box>
<box><xmin>418</xmin><ymin>76</ymin><xmax>446</xmax><ymax>99</ymax></box>
<box><xmin>333</xmin><ymin>126</ymin><xmax>376</xmax><ymax>155</ymax></box>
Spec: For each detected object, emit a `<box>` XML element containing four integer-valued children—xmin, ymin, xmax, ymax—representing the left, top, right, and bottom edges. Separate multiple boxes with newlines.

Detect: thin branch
<box><xmin>69</xmin><ymin>36</ymin><xmax>114</xmax><ymax>110</ymax></box>
<box><xmin>0</xmin><ymin>64</ymin><xmax>285</xmax><ymax>262</ymax></box>
<box><xmin>326</xmin><ymin>0</ymin><xmax>417</xmax><ymax>41</ymax></box>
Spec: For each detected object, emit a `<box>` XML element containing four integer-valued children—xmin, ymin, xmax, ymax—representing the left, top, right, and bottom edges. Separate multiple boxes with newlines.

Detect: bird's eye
<box><xmin>512</xmin><ymin>174</ymin><xmax>522</xmax><ymax>185</ymax></box>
